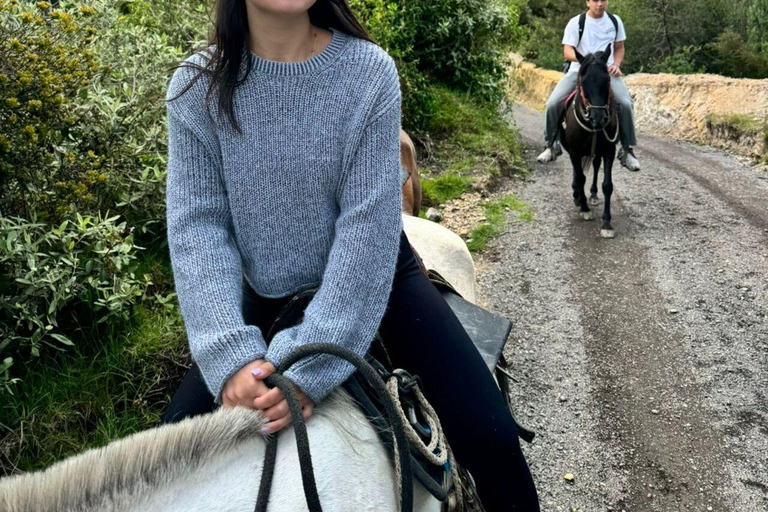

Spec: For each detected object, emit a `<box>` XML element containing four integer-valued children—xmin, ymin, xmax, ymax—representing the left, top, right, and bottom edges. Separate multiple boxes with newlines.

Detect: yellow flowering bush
<box><xmin>0</xmin><ymin>2</ymin><xmax>100</xmax><ymax>221</ymax></box>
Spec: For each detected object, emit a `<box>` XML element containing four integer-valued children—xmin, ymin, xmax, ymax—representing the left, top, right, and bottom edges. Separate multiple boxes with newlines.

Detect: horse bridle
<box><xmin>573</xmin><ymin>72</ymin><xmax>619</xmax><ymax>143</ymax></box>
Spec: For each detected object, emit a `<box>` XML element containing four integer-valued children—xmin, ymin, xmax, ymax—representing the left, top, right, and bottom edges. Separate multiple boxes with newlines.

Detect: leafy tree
<box><xmin>747</xmin><ymin>0</ymin><xmax>768</xmax><ymax>50</ymax></box>
<box><xmin>517</xmin><ymin>0</ymin><xmax>768</xmax><ymax>78</ymax></box>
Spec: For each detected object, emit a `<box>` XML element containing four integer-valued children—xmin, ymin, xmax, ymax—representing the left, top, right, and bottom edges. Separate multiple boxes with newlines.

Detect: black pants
<box><xmin>160</xmin><ymin>230</ymin><xmax>540</xmax><ymax>512</ymax></box>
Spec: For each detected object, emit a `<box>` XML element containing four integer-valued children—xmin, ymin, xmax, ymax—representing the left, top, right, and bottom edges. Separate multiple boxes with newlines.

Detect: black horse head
<box><xmin>575</xmin><ymin>44</ymin><xmax>613</xmax><ymax>130</ymax></box>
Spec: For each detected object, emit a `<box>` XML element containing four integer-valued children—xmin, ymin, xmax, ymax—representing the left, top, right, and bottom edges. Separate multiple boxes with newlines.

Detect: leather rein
<box><xmin>572</xmin><ymin>72</ymin><xmax>620</xmax><ymax>145</ymax></box>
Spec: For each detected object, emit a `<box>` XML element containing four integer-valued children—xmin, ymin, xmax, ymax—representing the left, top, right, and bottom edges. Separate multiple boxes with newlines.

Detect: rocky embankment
<box><xmin>510</xmin><ymin>57</ymin><xmax>768</xmax><ymax>161</ymax></box>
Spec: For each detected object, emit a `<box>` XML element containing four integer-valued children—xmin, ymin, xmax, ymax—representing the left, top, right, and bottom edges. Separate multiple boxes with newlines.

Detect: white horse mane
<box><xmin>0</xmin><ymin>391</ymin><xmax>401</xmax><ymax>512</ymax></box>
<box><xmin>0</xmin><ymin>403</ymin><xmax>269</xmax><ymax>512</ymax></box>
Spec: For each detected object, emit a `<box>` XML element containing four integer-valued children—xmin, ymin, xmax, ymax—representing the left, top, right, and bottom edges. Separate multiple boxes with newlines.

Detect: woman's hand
<box><xmin>220</xmin><ymin>359</ymin><xmax>271</xmax><ymax>409</ymax></box>
<box><xmin>252</xmin><ymin>362</ymin><xmax>315</xmax><ymax>434</ymax></box>
<box><xmin>608</xmin><ymin>64</ymin><xmax>622</xmax><ymax>76</ymax></box>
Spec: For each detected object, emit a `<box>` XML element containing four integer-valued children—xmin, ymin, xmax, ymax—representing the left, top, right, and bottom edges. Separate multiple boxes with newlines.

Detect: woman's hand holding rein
<box><xmin>220</xmin><ymin>359</ymin><xmax>270</xmax><ymax>409</ymax></box>
<box><xmin>252</xmin><ymin>361</ymin><xmax>315</xmax><ymax>434</ymax></box>
<box><xmin>220</xmin><ymin>359</ymin><xmax>315</xmax><ymax>434</ymax></box>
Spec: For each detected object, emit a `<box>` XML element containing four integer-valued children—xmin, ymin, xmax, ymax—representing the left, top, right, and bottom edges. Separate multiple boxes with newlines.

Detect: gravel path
<box><xmin>474</xmin><ymin>104</ymin><xmax>768</xmax><ymax>511</ymax></box>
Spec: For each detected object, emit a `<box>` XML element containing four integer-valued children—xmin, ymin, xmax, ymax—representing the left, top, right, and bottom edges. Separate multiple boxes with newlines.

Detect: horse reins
<box><xmin>253</xmin><ymin>343</ymin><xmax>417</xmax><ymax>512</ymax></box>
<box><xmin>572</xmin><ymin>73</ymin><xmax>620</xmax><ymax>154</ymax></box>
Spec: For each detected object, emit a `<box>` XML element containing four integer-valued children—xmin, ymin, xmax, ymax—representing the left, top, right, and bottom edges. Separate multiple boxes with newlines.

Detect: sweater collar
<box><xmin>247</xmin><ymin>27</ymin><xmax>348</xmax><ymax>77</ymax></box>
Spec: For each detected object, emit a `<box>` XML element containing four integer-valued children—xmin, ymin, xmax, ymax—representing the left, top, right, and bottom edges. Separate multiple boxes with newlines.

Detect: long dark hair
<box><xmin>166</xmin><ymin>0</ymin><xmax>374</xmax><ymax>134</ymax></box>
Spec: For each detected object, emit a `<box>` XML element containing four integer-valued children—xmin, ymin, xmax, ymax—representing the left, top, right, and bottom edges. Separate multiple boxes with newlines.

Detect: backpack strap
<box><xmin>606</xmin><ymin>11</ymin><xmax>619</xmax><ymax>41</ymax></box>
<box><xmin>577</xmin><ymin>11</ymin><xmax>587</xmax><ymax>45</ymax></box>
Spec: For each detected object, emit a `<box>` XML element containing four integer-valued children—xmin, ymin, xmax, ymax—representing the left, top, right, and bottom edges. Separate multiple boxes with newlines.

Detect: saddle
<box><xmin>263</xmin><ymin>247</ymin><xmax>534</xmax><ymax>505</ymax></box>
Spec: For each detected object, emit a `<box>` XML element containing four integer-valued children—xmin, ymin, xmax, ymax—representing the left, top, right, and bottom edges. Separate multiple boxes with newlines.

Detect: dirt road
<box><xmin>475</xmin><ymin>104</ymin><xmax>768</xmax><ymax>511</ymax></box>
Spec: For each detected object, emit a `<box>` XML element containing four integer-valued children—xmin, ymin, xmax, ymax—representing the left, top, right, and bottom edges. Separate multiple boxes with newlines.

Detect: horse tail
<box><xmin>581</xmin><ymin>155</ymin><xmax>593</xmax><ymax>172</ymax></box>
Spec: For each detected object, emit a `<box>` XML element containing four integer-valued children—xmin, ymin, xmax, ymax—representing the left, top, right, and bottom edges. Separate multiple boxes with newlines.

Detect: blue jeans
<box><xmin>544</xmin><ymin>72</ymin><xmax>638</xmax><ymax>148</ymax></box>
<box><xmin>160</xmin><ymin>230</ymin><xmax>540</xmax><ymax>512</ymax></box>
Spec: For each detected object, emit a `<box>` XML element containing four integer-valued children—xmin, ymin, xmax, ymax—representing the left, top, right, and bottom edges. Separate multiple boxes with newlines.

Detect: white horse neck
<box><xmin>0</xmin><ymin>391</ymin><xmax>442</xmax><ymax>512</ymax></box>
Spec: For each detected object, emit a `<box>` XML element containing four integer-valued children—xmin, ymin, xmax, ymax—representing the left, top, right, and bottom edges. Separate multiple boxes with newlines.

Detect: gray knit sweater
<box><xmin>165</xmin><ymin>28</ymin><xmax>403</xmax><ymax>406</ymax></box>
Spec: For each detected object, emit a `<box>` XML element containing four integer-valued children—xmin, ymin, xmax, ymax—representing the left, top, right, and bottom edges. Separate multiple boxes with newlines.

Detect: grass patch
<box><xmin>705</xmin><ymin>114</ymin><xmax>768</xmax><ymax>134</ymax></box>
<box><xmin>421</xmin><ymin>173</ymin><xmax>474</xmax><ymax>207</ymax></box>
<box><xmin>0</xmin><ymin>254</ymin><xmax>188</xmax><ymax>475</ymax></box>
<box><xmin>420</xmin><ymin>84</ymin><xmax>527</xmax><ymax>182</ymax></box>
<box><xmin>466</xmin><ymin>194</ymin><xmax>534</xmax><ymax>253</ymax></box>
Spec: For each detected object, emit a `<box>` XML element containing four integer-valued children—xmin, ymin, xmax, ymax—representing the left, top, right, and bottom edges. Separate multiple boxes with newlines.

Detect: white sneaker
<box><xmin>537</xmin><ymin>141</ymin><xmax>562</xmax><ymax>163</ymax></box>
<box><xmin>619</xmin><ymin>146</ymin><xmax>641</xmax><ymax>172</ymax></box>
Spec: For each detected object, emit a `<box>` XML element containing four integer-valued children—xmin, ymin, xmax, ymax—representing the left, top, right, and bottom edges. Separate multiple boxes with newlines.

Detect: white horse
<box><xmin>402</xmin><ymin>214</ymin><xmax>476</xmax><ymax>302</ymax></box>
<box><xmin>0</xmin><ymin>215</ymin><xmax>476</xmax><ymax>512</ymax></box>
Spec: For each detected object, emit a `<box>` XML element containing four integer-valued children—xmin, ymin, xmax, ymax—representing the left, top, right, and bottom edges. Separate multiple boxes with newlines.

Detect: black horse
<box><xmin>559</xmin><ymin>44</ymin><xmax>620</xmax><ymax>238</ymax></box>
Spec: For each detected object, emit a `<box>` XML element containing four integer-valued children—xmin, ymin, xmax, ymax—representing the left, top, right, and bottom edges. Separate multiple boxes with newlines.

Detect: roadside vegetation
<box><xmin>704</xmin><ymin>114</ymin><xmax>768</xmax><ymax>163</ymax></box>
<box><xmin>466</xmin><ymin>195</ymin><xmax>535</xmax><ymax>253</ymax></box>
<box><xmin>0</xmin><ymin>0</ymin><xmax>530</xmax><ymax>474</ymax></box>
<box><xmin>414</xmin><ymin>84</ymin><xmax>533</xmax><ymax>254</ymax></box>
<box><xmin>705</xmin><ymin>113</ymin><xmax>768</xmax><ymax>135</ymax></box>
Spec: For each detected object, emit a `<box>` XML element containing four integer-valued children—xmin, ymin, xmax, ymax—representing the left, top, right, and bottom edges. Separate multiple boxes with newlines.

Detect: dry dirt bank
<box><xmin>509</xmin><ymin>58</ymin><xmax>768</xmax><ymax>160</ymax></box>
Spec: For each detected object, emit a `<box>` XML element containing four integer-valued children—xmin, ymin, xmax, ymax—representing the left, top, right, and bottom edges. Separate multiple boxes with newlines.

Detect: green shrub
<box><xmin>0</xmin><ymin>1</ymin><xmax>102</xmax><ymax>221</ymax></box>
<box><xmin>421</xmin><ymin>84</ymin><xmax>525</xmax><ymax>179</ymax></box>
<box><xmin>518</xmin><ymin>16</ymin><xmax>567</xmax><ymax>71</ymax></box>
<box><xmin>707</xmin><ymin>29</ymin><xmax>768</xmax><ymax>78</ymax></box>
<box><xmin>0</xmin><ymin>0</ymin><xmax>208</xmax><ymax>391</ymax></box>
<box><xmin>658</xmin><ymin>45</ymin><xmax>706</xmax><ymax>74</ymax></box>
<box><xmin>0</xmin><ymin>0</ymin><xmax>208</xmax><ymax>238</ymax></box>
<box><xmin>0</xmin><ymin>212</ymin><xmax>149</xmax><ymax>392</ymax></box>
<box><xmin>351</xmin><ymin>0</ymin><xmax>523</xmax><ymax>134</ymax></box>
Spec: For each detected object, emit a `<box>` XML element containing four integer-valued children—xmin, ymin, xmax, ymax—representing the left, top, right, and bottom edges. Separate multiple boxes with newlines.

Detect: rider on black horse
<box><xmin>537</xmin><ymin>0</ymin><xmax>641</xmax><ymax>172</ymax></box>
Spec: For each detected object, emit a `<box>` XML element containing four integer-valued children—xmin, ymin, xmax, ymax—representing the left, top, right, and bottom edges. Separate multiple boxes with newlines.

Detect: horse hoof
<box><xmin>589</xmin><ymin>196</ymin><xmax>600</xmax><ymax>206</ymax></box>
<box><xmin>600</xmin><ymin>229</ymin><xmax>615</xmax><ymax>238</ymax></box>
<box><xmin>580</xmin><ymin>212</ymin><xmax>594</xmax><ymax>221</ymax></box>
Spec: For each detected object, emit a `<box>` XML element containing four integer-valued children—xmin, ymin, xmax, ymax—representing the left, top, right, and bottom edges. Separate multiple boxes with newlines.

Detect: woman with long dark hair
<box><xmin>161</xmin><ymin>1</ymin><xmax>539</xmax><ymax>510</ymax></box>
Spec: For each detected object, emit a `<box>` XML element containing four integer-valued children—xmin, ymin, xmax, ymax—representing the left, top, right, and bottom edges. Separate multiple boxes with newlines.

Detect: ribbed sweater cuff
<box><xmin>264</xmin><ymin>326</ymin><xmax>352</xmax><ymax>404</ymax></box>
<box><xmin>193</xmin><ymin>325</ymin><xmax>268</xmax><ymax>405</ymax></box>
<box><xmin>283</xmin><ymin>356</ymin><xmax>355</xmax><ymax>405</ymax></box>
<box><xmin>263</xmin><ymin>325</ymin><xmax>302</xmax><ymax>368</ymax></box>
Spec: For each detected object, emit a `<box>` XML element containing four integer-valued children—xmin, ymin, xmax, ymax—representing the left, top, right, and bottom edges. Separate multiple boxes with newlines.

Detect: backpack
<box><xmin>563</xmin><ymin>11</ymin><xmax>619</xmax><ymax>73</ymax></box>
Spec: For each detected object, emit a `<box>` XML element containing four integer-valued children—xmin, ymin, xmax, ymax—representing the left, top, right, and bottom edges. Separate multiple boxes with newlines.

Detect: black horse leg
<box><xmin>601</xmin><ymin>149</ymin><xmax>615</xmax><ymax>237</ymax></box>
<box><xmin>569</xmin><ymin>152</ymin><xmax>591</xmax><ymax>218</ymax></box>
<box><xmin>590</xmin><ymin>157</ymin><xmax>600</xmax><ymax>205</ymax></box>
<box><xmin>571</xmin><ymin>164</ymin><xmax>580</xmax><ymax>208</ymax></box>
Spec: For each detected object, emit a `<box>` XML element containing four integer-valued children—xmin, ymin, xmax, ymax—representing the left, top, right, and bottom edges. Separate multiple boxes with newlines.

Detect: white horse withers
<box><xmin>0</xmin><ymin>214</ymin><xmax>476</xmax><ymax>512</ymax></box>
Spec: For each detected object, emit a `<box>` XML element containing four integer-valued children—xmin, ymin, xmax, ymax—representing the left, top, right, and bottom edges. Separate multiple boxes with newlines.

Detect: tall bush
<box><xmin>0</xmin><ymin>1</ymin><xmax>101</xmax><ymax>222</ymax></box>
<box><xmin>0</xmin><ymin>0</ymin><xmax>209</xmax><ymax>391</ymax></box>
<box><xmin>351</xmin><ymin>0</ymin><xmax>523</xmax><ymax>134</ymax></box>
